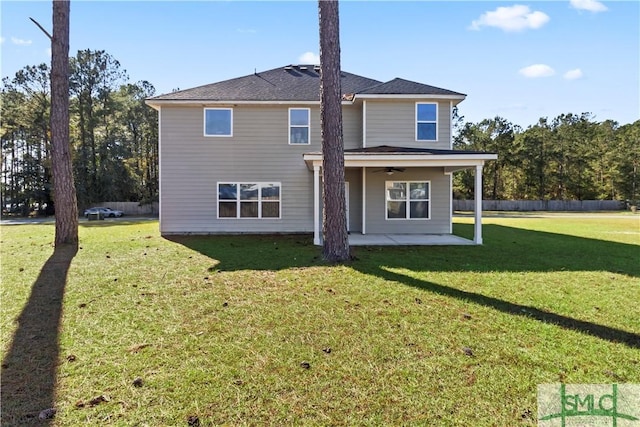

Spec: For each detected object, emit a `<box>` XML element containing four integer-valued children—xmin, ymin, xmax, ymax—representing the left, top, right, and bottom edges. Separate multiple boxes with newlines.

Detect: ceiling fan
<box><xmin>373</xmin><ymin>167</ymin><xmax>406</xmax><ymax>175</ymax></box>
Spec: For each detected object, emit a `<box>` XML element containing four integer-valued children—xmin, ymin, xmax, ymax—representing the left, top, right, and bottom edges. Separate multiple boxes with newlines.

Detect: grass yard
<box><xmin>1</xmin><ymin>214</ymin><xmax>639</xmax><ymax>426</ymax></box>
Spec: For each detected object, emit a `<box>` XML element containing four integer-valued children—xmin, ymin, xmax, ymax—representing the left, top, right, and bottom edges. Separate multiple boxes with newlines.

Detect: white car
<box><xmin>84</xmin><ymin>207</ymin><xmax>124</xmax><ymax>218</ymax></box>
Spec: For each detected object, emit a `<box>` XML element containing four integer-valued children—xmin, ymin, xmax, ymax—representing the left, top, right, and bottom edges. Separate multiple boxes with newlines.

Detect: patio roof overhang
<box><xmin>303</xmin><ymin>145</ymin><xmax>497</xmax><ymax>172</ymax></box>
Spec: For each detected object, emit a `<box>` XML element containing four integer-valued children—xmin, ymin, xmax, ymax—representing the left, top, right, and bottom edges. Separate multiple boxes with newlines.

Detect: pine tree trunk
<box><xmin>51</xmin><ymin>0</ymin><xmax>78</xmax><ymax>247</ymax></box>
<box><xmin>318</xmin><ymin>0</ymin><xmax>349</xmax><ymax>262</ymax></box>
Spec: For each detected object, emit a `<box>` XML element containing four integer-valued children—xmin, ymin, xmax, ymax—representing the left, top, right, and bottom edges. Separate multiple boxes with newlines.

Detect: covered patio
<box><xmin>304</xmin><ymin>145</ymin><xmax>498</xmax><ymax>246</ymax></box>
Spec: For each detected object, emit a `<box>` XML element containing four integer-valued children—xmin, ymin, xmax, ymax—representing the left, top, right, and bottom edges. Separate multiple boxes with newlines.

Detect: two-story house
<box><xmin>145</xmin><ymin>65</ymin><xmax>496</xmax><ymax>245</ymax></box>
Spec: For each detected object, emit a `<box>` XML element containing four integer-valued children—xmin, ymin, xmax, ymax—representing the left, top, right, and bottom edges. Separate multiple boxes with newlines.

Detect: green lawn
<box><xmin>1</xmin><ymin>214</ymin><xmax>639</xmax><ymax>426</ymax></box>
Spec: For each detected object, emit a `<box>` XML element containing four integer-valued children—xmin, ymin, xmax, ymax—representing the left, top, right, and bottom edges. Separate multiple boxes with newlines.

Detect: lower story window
<box><xmin>218</xmin><ymin>182</ymin><xmax>281</xmax><ymax>219</ymax></box>
<box><xmin>386</xmin><ymin>181</ymin><xmax>430</xmax><ymax>220</ymax></box>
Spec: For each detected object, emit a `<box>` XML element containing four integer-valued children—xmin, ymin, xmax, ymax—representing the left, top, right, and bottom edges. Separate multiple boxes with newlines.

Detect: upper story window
<box><xmin>289</xmin><ymin>108</ymin><xmax>310</xmax><ymax>144</ymax></box>
<box><xmin>204</xmin><ymin>108</ymin><xmax>232</xmax><ymax>137</ymax></box>
<box><xmin>416</xmin><ymin>103</ymin><xmax>437</xmax><ymax>141</ymax></box>
<box><xmin>386</xmin><ymin>181</ymin><xmax>430</xmax><ymax>220</ymax></box>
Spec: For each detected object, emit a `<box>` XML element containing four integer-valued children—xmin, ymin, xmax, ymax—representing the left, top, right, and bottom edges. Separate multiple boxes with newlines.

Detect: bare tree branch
<box><xmin>29</xmin><ymin>17</ymin><xmax>53</xmax><ymax>40</ymax></box>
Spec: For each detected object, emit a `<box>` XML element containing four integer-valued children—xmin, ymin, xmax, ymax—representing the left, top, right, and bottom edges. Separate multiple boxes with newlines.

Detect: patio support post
<box><xmin>362</xmin><ymin>167</ymin><xmax>366</xmax><ymax>234</ymax></box>
<box><xmin>474</xmin><ymin>164</ymin><xmax>483</xmax><ymax>244</ymax></box>
<box><xmin>313</xmin><ymin>165</ymin><xmax>321</xmax><ymax>245</ymax></box>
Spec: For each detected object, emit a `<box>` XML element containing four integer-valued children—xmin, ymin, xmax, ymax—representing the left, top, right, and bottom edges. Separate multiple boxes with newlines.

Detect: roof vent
<box><xmin>284</xmin><ymin>65</ymin><xmax>293</xmax><ymax>70</ymax></box>
<box><xmin>314</xmin><ymin>65</ymin><xmax>321</xmax><ymax>71</ymax></box>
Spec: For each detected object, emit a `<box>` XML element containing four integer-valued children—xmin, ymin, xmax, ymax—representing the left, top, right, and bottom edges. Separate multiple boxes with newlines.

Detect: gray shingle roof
<box><xmin>357</xmin><ymin>78</ymin><xmax>465</xmax><ymax>97</ymax></box>
<box><xmin>148</xmin><ymin>66</ymin><xmax>464</xmax><ymax>102</ymax></box>
<box><xmin>149</xmin><ymin>65</ymin><xmax>382</xmax><ymax>102</ymax></box>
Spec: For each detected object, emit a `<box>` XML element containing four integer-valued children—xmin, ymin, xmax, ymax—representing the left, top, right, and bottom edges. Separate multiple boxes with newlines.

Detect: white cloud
<box><xmin>469</xmin><ymin>5</ymin><xmax>550</xmax><ymax>32</ymax></box>
<box><xmin>0</xmin><ymin>37</ymin><xmax>5</xmax><ymax>44</ymax></box>
<box><xmin>563</xmin><ymin>68</ymin><xmax>583</xmax><ymax>80</ymax></box>
<box><xmin>519</xmin><ymin>64</ymin><xmax>556</xmax><ymax>78</ymax></box>
<box><xmin>570</xmin><ymin>0</ymin><xmax>608</xmax><ymax>12</ymax></box>
<box><xmin>298</xmin><ymin>51</ymin><xmax>320</xmax><ymax>64</ymax></box>
<box><xmin>11</xmin><ymin>37</ymin><xmax>33</xmax><ymax>46</ymax></box>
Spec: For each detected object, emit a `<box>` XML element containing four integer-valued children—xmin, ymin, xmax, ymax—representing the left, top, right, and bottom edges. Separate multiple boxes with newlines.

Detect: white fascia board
<box><xmin>354</xmin><ymin>94</ymin><xmax>466</xmax><ymax>101</ymax></box>
<box><xmin>344</xmin><ymin>153</ymin><xmax>497</xmax><ymax>162</ymax></box>
<box><xmin>145</xmin><ymin>100</ymin><xmax>161</xmax><ymax>111</ymax></box>
<box><xmin>145</xmin><ymin>99</ymin><xmax>356</xmax><ymax>108</ymax></box>
<box><xmin>343</xmin><ymin>158</ymin><xmax>493</xmax><ymax>168</ymax></box>
<box><xmin>146</xmin><ymin>100</ymin><xmax>319</xmax><ymax>108</ymax></box>
<box><xmin>303</xmin><ymin>153</ymin><xmax>497</xmax><ymax>170</ymax></box>
<box><xmin>303</xmin><ymin>153</ymin><xmax>497</xmax><ymax>161</ymax></box>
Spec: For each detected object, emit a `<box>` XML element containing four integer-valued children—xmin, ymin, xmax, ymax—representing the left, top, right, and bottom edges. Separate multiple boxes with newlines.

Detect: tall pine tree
<box><xmin>318</xmin><ymin>0</ymin><xmax>349</xmax><ymax>262</ymax></box>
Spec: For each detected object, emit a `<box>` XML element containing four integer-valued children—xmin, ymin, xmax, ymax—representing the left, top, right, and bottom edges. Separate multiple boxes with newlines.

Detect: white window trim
<box><xmin>385</xmin><ymin>180</ymin><xmax>431</xmax><ymax>220</ymax></box>
<box><xmin>288</xmin><ymin>108</ymin><xmax>310</xmax><ymax>145</ymax></box>
<box><xmin>217</xmin><ymin>182</ymin><xmax>282</xmax><ymax>219</ymax></box>
<box><xmin>415</xmin><ymin>102</ymin><xmax>438</xmax><ymax>142</ymax></box>
<box><xmin>204</xmin><ymin>108</ymin><xmax>233</xmax><ymax>137</ymax></box>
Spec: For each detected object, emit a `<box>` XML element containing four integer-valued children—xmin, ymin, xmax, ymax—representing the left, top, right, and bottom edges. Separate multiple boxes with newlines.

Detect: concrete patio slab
<box><xmin>347</xmin><ymin>233</ymin><xmax>475</xmax><ymax>246</ymax></box>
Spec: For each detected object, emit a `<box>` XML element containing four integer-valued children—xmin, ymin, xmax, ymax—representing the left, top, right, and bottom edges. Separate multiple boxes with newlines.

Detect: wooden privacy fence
<box><xmin>453</xmin><ymin>200</ymin><xmax>625</xmax><ymax>212</ymax></box>
<box><xmin>95</xmin><ymin>202</ymin><xmax>159</xmax><ymax>216</ymax></box>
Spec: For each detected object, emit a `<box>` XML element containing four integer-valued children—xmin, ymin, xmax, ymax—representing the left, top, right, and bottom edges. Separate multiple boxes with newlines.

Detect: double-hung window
<box><xmin>218</xmin><ymin>182</ymin><xmax>281</xmax><ymax>219</ymax></box>
<box><xmin>204</xmin><ymin>108</ymin><xmax>232</xmax><ymax>137</ymax></box>
<box><xmin>416</xmin><ymin>103</ymin><xmax>437</xmax><ymax>141</ymax></box>
<box><xmin>289</xmin><ymin>108</ymin><xmax>310</xmax><ymax>144</ymax></box>
<box><xmin>386</xmin><ymin>181</ymin><xmax>430</xmax><ymax>220</ymax></box>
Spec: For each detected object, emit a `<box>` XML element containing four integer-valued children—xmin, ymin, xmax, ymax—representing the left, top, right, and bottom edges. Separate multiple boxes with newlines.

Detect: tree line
<box><xmin>2</xmin><ymin>49</ymin><xmax>639</xmax><ymax>216</ymax></box>
<box><xmin>453</xmin><ymin>113</ymin><xmax>639</xmax><ymax>204</ymax></box>
<box><xmin>1</xmin><ymin>49</ymin><xmax>158</xmax><ymax>215</ymax></box>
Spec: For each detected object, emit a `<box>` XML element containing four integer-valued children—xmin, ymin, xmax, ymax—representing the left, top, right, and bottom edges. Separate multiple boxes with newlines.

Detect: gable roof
<box><xmin>147</xmin><ymin>65</ymin><xmax>465</xmax><ymax>104</ymax></box>
<box><xmin>357</xmin><ymin>78</ymin><xmax>465</xmax><ymax>97</ymax></box>
<box><xmin>148</xmin><ymin>65</ymin><xmax>382</xmax><ymax>102</ymax></box>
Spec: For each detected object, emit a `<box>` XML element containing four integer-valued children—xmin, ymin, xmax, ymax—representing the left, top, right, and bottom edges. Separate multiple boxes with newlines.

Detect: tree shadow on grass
<box><xmin>447</xmin><ymin>223</ymin><xmax>639</xmax><ymax>277</ymax></box>
<box><xmin>353</xmin><ymin>264</ymin><xmax>640</xmax><ymax>349</ymax></box>
<box><xmin>168</xmin><ymin>224</ymin><xmax>639</xmax><ymax>349</ymax></box>
<box><xmin>1</xmin><ymin>244</ymin><xmax>77</xmax><ymax>426</ymax></box>
<box><xmin>352</xmin><ymin>224</ymin><xmax>639</xmax><ymax>348</ymax></box>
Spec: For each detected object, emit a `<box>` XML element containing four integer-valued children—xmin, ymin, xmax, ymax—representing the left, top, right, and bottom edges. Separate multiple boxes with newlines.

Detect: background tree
<box><xmin>1</xmin><ymin>54</ymin><xmax>158</xmax><ymax>214</ymax></box>
<box><xmin>70</xmin><ymin>49</ymin><xmax>128</xmax><ymax>205</ymax></box>
<box><xmin>453</xmin><ymin>117</ymin><xmax>520</xmax><ymax>199</ymax></box>
<box><xmin>615</xmin><ymin>121</ymin><xmax>640</xmax><ymax>203</ymax></box>
<box><xmin>452</xmin><ymin>112</ymin><xmax>639</xmax><ymax>203</ymax></box>
<box><xmin>318</xmin><ymin>0</ymin><xmax>349</xmax><ymax>262</ymax></box>
<box><xmin>116</xmin><ymin>81</ymin><xmax>159</xmax><ymax>204</ymax></box>
<box><xmin>514</xmin><ymin>118</ymin><xmax>552</xmax><ymax>200</ymax></box>
<box><xmin>591</xmin><ymin>120</ymin><xmax>619</xmax><ymax>200</ymax></box>
<box><xmin>0</xmin><ymin>65</ymin><xmax>53</xmax><ymax>215</ymax></box>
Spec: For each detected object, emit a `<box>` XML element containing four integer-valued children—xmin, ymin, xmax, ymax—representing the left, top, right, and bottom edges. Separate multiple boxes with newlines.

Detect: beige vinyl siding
<box><xmin>345</xmin><ymin>169</ymin><xmax>363</xmax><ymax>232</ymax></box>
<box><xmin>364</xmin><ymin>100</ymin><xmax>451</xmax><ymax>149</ymax></box>
<box><xmin>363</xmin><ymin>167</ymin><xmax>451</xmax><ymax>234</ymax></box>
<box><xmin>342</xmin><ymin>105</ymin><xmax>363</xmax><ymax>149</ymax></box>
<box><xmin>159</xmin><ymin>101</ymin><xmax>455</xmax><ymax>235</ymax></box>
<box><xmin>160</xmin><ymin>105</ymin><xmax>324</xmax><ymax>234</ymax></box>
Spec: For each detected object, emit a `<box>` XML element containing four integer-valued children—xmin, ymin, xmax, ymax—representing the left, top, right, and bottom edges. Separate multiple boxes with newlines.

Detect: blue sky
<box><xmin>1</xmin><ymin>1</ymin><xmax>638</xmax><ymax>128</ymax></box>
